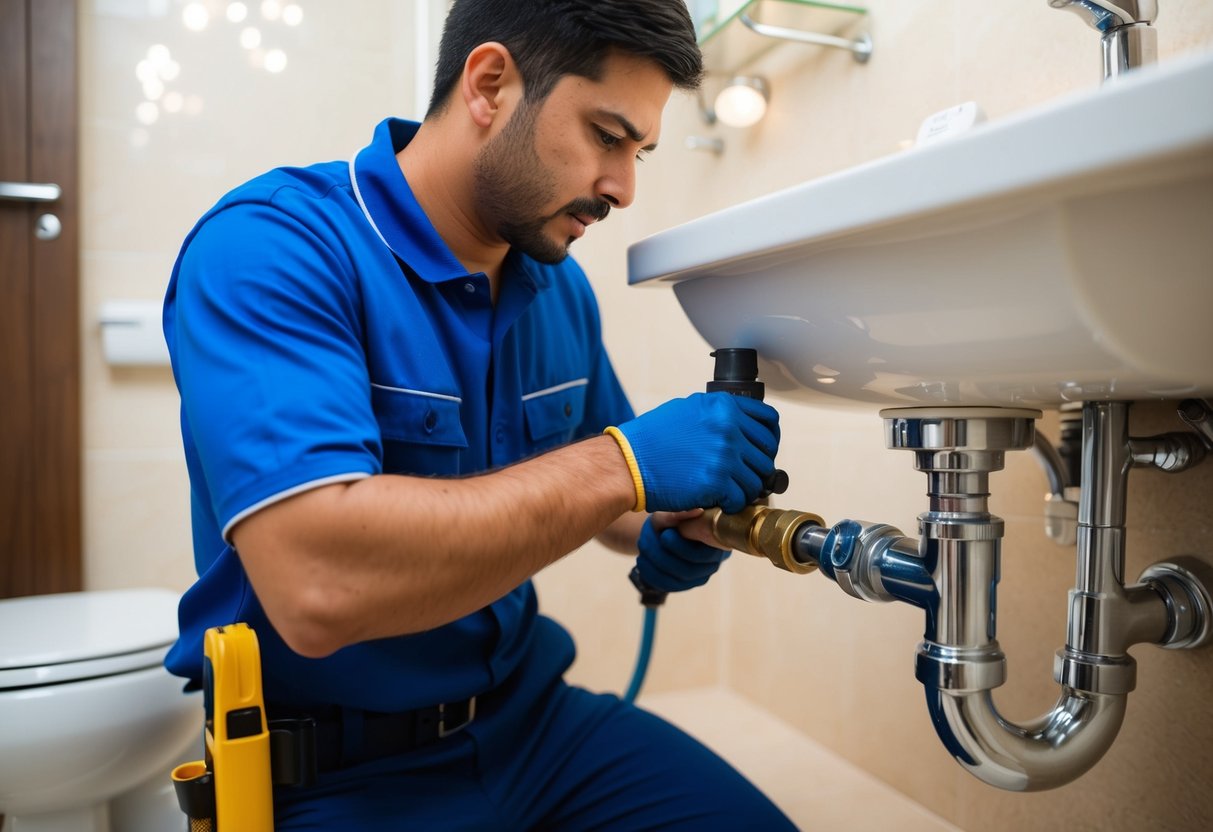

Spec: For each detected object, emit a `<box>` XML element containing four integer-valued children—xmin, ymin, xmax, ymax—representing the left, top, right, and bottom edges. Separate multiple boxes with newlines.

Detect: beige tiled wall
<box><xmin>82</xmin><ymin>1</ymin><xmax>1213</xmax><ymax>829</ymax></box>
<box><xmin>79</xmin><ymin>0</ymin><xmax>439</xmax><ymax>590</ymax></box>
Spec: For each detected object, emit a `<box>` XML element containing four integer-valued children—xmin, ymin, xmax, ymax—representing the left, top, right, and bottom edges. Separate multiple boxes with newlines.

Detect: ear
<box><xmin>460</xmin><ymin>42</ymin><xmax>521</xmax><ymax>130</ymax></box>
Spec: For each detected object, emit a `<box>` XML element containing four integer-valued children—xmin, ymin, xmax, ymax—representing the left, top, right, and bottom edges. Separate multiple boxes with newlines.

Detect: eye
<box><xmin>596</xmin><ymin>127</ymin><xmax>621</xmax><ymax>149</ymax></box>
<box><xmin>596</xmin><ymin>126</ymin><xmax>649</xmax><ymax>162</ymax></box>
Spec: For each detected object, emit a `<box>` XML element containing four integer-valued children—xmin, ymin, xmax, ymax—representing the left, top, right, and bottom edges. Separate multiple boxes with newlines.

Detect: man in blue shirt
<box><xmin>164</xmin><ymin>0</ymin><xmax>795</xmax><ymax>828</ymax></box>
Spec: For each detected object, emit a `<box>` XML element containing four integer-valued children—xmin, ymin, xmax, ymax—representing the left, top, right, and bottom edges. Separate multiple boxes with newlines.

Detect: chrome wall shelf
<box><xmin>697</xmin><ymin>0</ymin><xmax>872</xmax><ymax>74</ymax></box>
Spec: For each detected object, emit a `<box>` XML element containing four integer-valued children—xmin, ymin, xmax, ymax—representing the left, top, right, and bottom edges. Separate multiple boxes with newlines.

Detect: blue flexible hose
<box><xmin>623</xmin><ymin>606</ymin><xmax>658</xmax><ymax>703</ymax></box>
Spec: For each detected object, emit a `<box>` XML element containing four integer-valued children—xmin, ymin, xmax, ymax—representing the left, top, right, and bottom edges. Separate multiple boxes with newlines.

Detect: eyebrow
<box><xmin>597</xmin><ymin>109</ymin><xmax>658</xmax><ymax>152</ymax></box>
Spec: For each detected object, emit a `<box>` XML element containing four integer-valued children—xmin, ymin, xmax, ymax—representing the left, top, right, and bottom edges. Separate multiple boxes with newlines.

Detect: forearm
<box><xmin>232</xmin><ymin>434</ymin><xmax>635</xmax><ymax>657</ymax></box>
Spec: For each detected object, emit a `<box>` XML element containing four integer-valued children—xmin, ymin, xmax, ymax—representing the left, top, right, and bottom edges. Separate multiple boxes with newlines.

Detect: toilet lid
<box><xmin>0</xmin><ymin>588</ymin><xmax>181</xmax><ymax>689</ymax></box>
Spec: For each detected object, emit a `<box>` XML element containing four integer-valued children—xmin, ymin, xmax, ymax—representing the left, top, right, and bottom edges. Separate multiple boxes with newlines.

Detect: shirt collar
<box><xmin>350</xmin><ymin>118</ymin><xmax>549</xmax><ymax>292</ymax></box>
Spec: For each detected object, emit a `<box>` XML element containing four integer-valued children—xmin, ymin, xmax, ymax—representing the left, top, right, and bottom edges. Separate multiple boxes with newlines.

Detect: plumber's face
<box><xmin>473</xmin><ymin>50</ymin><xmax>671</xmax><ymax>263</ymax></box>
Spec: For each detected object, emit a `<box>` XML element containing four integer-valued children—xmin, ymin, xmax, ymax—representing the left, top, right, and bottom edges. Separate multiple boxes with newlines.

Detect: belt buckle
<box><xmin>438</xmin><ymin>697</ymin><xmax>476</xmax><ymax>738</ymax></box>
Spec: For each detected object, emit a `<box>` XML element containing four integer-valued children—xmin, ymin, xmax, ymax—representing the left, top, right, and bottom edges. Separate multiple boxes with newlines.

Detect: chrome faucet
<box><xmin>1048</xmin><ymin>1</ymin><xmax>1159</xmax><ymax>80</ymax></box>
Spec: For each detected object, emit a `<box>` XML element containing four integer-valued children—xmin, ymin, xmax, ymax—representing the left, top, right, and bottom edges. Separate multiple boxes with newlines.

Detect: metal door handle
<box><xmin>0</xmin><ymin>181</ymin><xmax>62</xmax><ymax>202</ymax></box>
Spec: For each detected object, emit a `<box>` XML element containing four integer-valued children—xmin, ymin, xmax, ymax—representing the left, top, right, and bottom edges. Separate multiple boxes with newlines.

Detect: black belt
<box><xmin>268</xmin><ymin>696</ymin><xmax>477</xmax><ymax>787</ymax></box>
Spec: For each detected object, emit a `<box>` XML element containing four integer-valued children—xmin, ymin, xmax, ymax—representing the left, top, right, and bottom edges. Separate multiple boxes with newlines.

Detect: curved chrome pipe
<box><xmin>926</xmin><ymin>688</ymin><xmax>1126</xmax><ymax>791</ymax></box>
<box><xmin>717</xmin><ymin>399</ymin><xmax>1210</xmax><ymax>790</ymax></box>
<box><xmin>1032</xmin><ymin>432</ymin><xmax>1080</xmax><ymax>546</ymax></box>
<box><xmin>797</xmin><ymin>504</ymin><xmax>1137</xmax><ymax>790</ymax></box>
<box><xmin>780</xmin><ymin>404</ymin><xmax>1210</xmax><ymax>790</ymax></box>
<box><xmin>1031</xmin><ymin>432</ymin><xmax>1069</xmax><ymax>496</ymax></box>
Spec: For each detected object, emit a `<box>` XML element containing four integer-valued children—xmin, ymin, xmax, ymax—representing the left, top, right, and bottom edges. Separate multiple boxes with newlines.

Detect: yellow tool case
<box><xmin>172</xmin><ymin>623</ymin><xmax>315</xmax><ymax>831</ymax></box>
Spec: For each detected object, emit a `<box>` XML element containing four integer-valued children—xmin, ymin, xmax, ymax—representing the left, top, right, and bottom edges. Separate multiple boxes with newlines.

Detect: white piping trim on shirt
<box><xmin>370</xmin><ymin>382</ymin><xmax>463</xmax><ymax>404</ymax></box>
<box><xmin>521</xmin><ymin>378</ymin><xmax>589</xmax><ymax>402</ymax></box>
<box><xmin>222</xmin><ymin>472</ymin><xmax>371</xmax><ymax>542</ymax></box>
<box><xmin>348</xmin><ymin>155</ymin><xmax>392</xmax><ymax>252</ymax></box>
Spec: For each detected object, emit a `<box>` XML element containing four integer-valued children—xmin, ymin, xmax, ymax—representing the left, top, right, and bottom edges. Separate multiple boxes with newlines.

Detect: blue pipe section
<box><xmin>623</xmin><ymin>607</ymin><xmax>658</xmax><ymax>704</ymax></box>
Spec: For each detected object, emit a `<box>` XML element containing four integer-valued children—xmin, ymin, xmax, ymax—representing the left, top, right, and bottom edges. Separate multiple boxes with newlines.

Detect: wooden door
<box><xmin>0</xmin><ymin>0</ymin><xmax>80</xmax><ymax>598</ymax></box>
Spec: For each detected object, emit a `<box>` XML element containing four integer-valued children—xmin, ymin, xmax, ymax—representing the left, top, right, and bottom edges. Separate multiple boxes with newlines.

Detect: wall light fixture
<box><xmin>688</xmin><ymin>75</ymin><xmax>770</xmax><ymax>154</ymax></box>
<box><xmin>712</xmin><ymin>76</ymin><xmax>770</xmax><ymax>128</ymax></box>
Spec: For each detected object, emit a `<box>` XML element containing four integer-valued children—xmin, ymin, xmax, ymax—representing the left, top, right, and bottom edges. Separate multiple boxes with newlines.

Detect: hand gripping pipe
<box><xmin>710</xmin><ymin>403</ymin><xmax>1212</xmax><ymax>790</ymax></box>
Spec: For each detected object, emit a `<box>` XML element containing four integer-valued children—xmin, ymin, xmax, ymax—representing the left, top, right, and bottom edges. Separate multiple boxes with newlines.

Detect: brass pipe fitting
<box><xmin>704</xmin><ymin>505</ymin><xmax>824</xmax><ymax>574</ymax></box>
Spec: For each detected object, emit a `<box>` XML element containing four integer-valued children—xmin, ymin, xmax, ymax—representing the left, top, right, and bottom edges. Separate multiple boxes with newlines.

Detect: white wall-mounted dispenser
<box><xmin>98</xmin><ymin>300</ymin><xmax>170</xmax><ymax>367</ymax></box>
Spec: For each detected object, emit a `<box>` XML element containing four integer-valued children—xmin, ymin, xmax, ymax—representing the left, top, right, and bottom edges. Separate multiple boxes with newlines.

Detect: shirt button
<box><xmin>463</xmin><ymin>282</ymin><xmax>476</xmax><ymax>294</ymax></box>
<box><xmin>563</xmin><ymin>402</ymin><xmax>573</xmax><ymax>418</ymax></box>
<box><xmin>423</xmin><ymin>409</ymin><xmax>438</xmax><ymax>433</ymax></box>
<box><xmin>494</xmin><ymin>426</ymin><xmax>506</xmax><ymax>443</ymax></box>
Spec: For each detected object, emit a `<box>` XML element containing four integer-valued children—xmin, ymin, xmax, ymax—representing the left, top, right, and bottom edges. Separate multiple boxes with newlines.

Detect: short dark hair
<box><xmin>427</xmin><ymin>0</ymin><xmax>703</xmax><ymax>117</ymax></box>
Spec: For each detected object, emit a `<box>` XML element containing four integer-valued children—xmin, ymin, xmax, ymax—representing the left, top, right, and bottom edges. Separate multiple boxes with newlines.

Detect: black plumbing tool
<box><xmin>708</xmin><ymin>348</ymin><xmax>788</xmax><ymax>497</ymax></box>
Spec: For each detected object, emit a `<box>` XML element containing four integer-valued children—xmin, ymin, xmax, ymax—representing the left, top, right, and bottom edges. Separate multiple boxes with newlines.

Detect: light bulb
<box><xmin>713</xmin><ymin>77</ymin><xmax>769</xmax><ymax>129</ymax></box>
<box><xmin>183</xmin><ymin>2</ymin><xmax>209</xmax><ymax>31</ymax></box>
<box><xmin>264</xmin><ymin>48</ymin><xmax>287</xmax><ymax>73</ymax></box>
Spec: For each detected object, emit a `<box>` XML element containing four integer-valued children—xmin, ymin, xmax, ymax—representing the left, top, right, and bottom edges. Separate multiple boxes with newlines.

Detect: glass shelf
<box><xmin>696</xmin><ymin>0</ymin><xmax>871</xmax><ymax>76</ymax></box>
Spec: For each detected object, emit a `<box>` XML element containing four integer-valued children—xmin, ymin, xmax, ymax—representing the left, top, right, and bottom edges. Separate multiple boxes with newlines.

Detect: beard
<box><xmin>472</xmin><ymin>100</ymin><xmax>610</xmax><ymax>264</ymax></box>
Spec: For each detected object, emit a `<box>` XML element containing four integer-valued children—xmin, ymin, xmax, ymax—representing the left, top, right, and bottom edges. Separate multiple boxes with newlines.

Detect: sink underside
<box><xmin>631</xmin><ymin>51</ymin><xmax>1213</xmax><ymax>409</ymax></box>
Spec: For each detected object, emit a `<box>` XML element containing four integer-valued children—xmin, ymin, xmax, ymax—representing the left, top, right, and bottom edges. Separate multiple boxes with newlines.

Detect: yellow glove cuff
<box><xmin>603</xmin><ymin>426</ymin><xmax>646</xmax><ymax>513</ymax></box>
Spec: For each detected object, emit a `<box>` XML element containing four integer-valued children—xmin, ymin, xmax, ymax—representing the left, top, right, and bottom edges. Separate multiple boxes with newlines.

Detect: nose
<box><xmin>595</xmin><ymin>156</ymin><xmax>636</xmax><ymax>210</ymax></box>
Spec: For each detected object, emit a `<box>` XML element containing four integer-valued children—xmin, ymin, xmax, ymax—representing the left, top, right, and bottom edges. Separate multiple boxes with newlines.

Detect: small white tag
<box><xmin>916</xmin><ymin>102</ymin><xmax>987</xmax><ymax>146</ymax></box>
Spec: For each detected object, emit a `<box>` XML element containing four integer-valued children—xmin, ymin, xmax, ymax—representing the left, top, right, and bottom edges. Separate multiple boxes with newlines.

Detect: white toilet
<box><xmin>0</xmin><ymin>588</ymin><xmax>201</xmax><ymax>832</ymax></box>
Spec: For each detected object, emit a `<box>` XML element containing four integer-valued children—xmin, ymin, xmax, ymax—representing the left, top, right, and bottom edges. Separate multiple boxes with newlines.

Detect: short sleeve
<box><xmin>168</xmin><ymin>197</ymin><xmax>380</xmax><ymax>539</ymax></box>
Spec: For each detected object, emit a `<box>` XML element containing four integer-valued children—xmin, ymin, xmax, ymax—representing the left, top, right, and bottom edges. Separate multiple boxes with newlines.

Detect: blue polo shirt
<box><xmin>163</xmin><ymin>118</ymin><xmax>634</xmax><ymax>711</ymax></box>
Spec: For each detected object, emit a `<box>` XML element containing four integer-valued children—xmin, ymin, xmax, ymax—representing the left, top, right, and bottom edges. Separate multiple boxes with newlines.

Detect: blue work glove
<box><xmin>636</xmin><ymin>514</ymin><xmax>731</xmax><ymax>592</ymax></box>
<box><xmin>607</xmin><ymin>392</ymin><xmax>779</xmax><ymax>514</ymax></box>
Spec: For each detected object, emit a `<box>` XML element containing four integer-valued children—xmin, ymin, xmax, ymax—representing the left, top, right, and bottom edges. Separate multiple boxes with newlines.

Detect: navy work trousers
<box><xmin>272</xmin><ymin>620</ymin><xmax>798</xmax><ymax>831</ymax></box>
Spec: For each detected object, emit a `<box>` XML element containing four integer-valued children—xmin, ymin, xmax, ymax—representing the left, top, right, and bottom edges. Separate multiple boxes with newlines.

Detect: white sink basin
<box><xmin>628</xmin><ymin>51</ymin><xmax>1213</xmax><ymax>408</ymax></box>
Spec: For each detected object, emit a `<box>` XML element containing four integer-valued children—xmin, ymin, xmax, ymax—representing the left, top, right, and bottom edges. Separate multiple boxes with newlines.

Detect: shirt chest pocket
<box><xmin>371</xmin><ymin>384</ymin><xmax>468</xmax><ymax>476</ymax></box>
<box><xmin>522</xmin><ymin>381</ymin><xmax>587</xmax><ymax>453</ymax></box>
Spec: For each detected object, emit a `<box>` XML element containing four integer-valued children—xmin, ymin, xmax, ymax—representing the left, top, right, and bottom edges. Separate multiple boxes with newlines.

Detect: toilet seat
<box><xmin>0</xmin><ymin>588</ymin><xmax>180</xmax><ymax>690</ymax></box>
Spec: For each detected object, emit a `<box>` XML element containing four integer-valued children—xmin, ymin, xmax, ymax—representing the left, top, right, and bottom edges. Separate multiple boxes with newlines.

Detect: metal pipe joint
<box><xmin>1129</xmin><ymin>432</ymin><xmax>1208</xmax><ymax>472</ymax></box>
<box><xmin>703</xmin><ymin>504</ymin><xmax>823</xmax><ymax>574</ymax></box>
